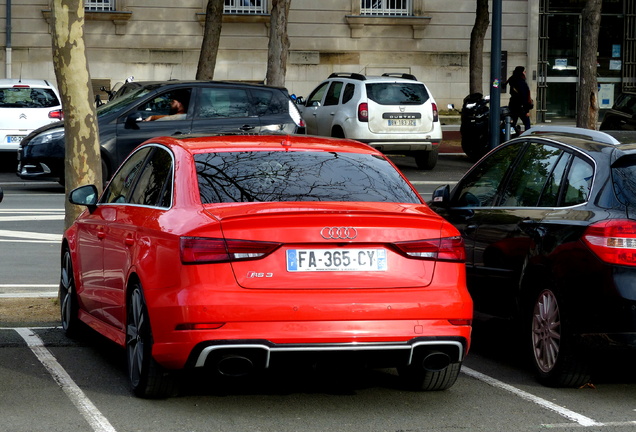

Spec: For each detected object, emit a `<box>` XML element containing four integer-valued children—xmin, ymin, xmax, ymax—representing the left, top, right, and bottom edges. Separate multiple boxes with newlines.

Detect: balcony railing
<box><xmin>224</xmin><ymin>0</ymin><xmax>268</xmax><ymax>15</ymax></box>
<box><xmin>85</xmin><ymin>0</ymin><xmax>115</xmax><ymax>12</ymax></box>
<box><xmin>361</xmin><ymin>0</ymin><xmax>412</xmax><ymax>16</ymax></box>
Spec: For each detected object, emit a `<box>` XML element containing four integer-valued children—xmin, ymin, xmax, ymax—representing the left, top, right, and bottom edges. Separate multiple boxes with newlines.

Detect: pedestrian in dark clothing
<box><xmin>506</xmin><ymin>66</ymin><xmax>533</xmax><ymax>131</ymax></box>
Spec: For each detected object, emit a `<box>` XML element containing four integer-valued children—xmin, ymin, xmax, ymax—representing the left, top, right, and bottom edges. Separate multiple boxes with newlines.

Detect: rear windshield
<box><xmin>0</xmin><ymin>87</ymin><xmax>60</xmax><ymax>108</ymax></box>
<box><xmin>611</xmin><ymin>155</ymin><xmax>636</xmax><ymax>205</ymax></box>
<box><xmin>366</xmin><ymin>83</ymin><xmax>429</xmax><ymax>106</ymax></box>
<box><xmin>195</xmin><ymin>151</ymin><xmax>421</xmax><ymax>204</ymax></box>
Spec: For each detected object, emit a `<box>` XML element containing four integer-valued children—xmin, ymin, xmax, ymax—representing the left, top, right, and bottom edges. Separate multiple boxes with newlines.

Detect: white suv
<box><xmin>0</xmin><ymin>79</ymin><xmax>63</xmax><ymax>155</ymax></box>
<box><xmin>298</xmin><ymin>73</ymin><xmax>442</xmax><ymax>169</ymax></box>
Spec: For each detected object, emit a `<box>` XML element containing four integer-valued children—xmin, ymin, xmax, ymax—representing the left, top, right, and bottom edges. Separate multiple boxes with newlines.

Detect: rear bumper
<box><xmin>186</xmin><ymin>336</ymin><xmax>468</xmax><ymax>374</ymax></box>
<box><xmin>151</xmin><ymin>318</ymin><xmax>472</xmax><ymax>370</ymax></box>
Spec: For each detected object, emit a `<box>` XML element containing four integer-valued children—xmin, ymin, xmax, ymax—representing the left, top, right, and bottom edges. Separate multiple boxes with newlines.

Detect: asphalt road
<box><xmin>2</xmin><ymin>155</ymin><xmax>636</xmax><ymax>432</ymax></box>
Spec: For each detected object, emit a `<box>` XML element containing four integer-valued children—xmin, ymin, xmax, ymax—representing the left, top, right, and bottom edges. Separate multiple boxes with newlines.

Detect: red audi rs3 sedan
<box><xmin>60</xmin><ymin>134</ymin><xmax>472</xmax><ymax>397</ymax></box>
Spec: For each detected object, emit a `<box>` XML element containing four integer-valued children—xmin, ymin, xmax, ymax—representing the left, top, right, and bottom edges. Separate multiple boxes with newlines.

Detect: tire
<box><xmin>461</xmin><ymin>136</ymin><xmax>489</xmax><ymax>162</ymax></box>
<box><xmin>59</xmin><ymin>248</ymin><xmax>81</xmax><ymax>337</ymax></box>
<box><xmin>413</xmin><ymin>148</ymin><xmax>438</xmax><ymax>170</ymax></box>
<box><xmin>530</xmin><ymin>288</ymin><xmax>590</xmax><ymax>387</ymax></box>
<box><xmin>126</xmin><ymin>283</ymin><xmax>177</xmax><ymax>398</ymax></box>
<box><xmin>398</xmin><ymin>361</ymin><xmax>461</xmax><ymax>391</ymax></box>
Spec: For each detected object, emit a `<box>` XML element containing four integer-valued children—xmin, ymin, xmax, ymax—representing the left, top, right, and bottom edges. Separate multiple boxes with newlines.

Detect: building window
<box><xmin>85</xmin><ymin>0</ymin><xmax>115</xmax><ymax>11</ymax></box>
<box><xmin>224</xmin><ymin>0</ymin><xmax>268</xmax><ymax>14</ymax></box>
<box><xmin>361</xmin><ymin>0</ymin><xmax>412</xmax><ymax>16</ymax></box>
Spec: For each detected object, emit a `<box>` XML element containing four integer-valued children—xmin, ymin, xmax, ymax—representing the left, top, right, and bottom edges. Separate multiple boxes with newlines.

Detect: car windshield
<box><xmin>195</xmin><ymin>151</ymin><xmax>421</xmax><ymax>204</ymax></box>
<box><xmin>0</xmin><ymin>87</ymin><xmax>59</xmax><ymax>108</ymax></box>
<box><xmin>96</xmin><ymin>87</ymin><xmax>156</xmax><ymax>116</ymax></box>
<box><xmin>366</xmin><ymin>83</ymin><xmax>429</xmax><ymax>105</ymax></box>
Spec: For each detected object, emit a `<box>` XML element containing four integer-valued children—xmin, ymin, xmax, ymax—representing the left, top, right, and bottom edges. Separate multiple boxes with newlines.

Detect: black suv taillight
<box><xmin>583</xmin><ymin>220</ymin><xmax>636</xmax><ymax>266</ymax></box>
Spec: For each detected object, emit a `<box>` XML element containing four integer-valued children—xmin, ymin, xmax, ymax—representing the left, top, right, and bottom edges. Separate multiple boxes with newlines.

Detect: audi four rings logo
<box><xmin>320</xmin><ymin>227</ymin><xmax>358</xmax><ymax>239</ymax></box>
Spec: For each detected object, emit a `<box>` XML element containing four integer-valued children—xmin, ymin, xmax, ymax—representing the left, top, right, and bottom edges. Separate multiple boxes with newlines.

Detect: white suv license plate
<box><xmin>388</xmin><ymin>119</ymin><xmax>417</xmax><ymax>127</ymax></box>
<box><xmin>287</xmin><ymin>248</ymin><xmax>387</xmax><ymax>272</ymax></box>
<box><xmin>7</xmin><ymin>136</ymin><xmax>24</xmax><ymax>144</ymax></box>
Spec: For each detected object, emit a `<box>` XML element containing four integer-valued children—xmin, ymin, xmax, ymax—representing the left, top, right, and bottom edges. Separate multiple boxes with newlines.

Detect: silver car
<box><xmin>298</xmin><ymin>73</ymin><xmax>443</xmax><ymax>169</ymax></box>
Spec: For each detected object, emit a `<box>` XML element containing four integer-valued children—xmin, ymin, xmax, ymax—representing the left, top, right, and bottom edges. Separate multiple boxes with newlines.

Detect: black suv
<box><xmin>429</xmin><ymin>126</ymin><xmax>636</xmax><ymax>388</ymax></box>
<box><xmin>18</xmin><ymin>80</ymin><xmax>302</xmax><ymax>182</ymax></box>
<box><xmin>600</xmin><ymin>91</ymin><xmax>636</xmax><ymax>131</ymax></box>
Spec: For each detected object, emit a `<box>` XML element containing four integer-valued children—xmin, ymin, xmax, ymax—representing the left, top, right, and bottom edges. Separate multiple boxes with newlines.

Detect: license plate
<box><xmin>7</xmin><ymin>136</ymin><xmax>24</xmax><ymax>144</ymax></box>
<box><xmin>388</xmin><ymin>119</ymin><xmax>417</xmax><ymax>126</ymax></box>
<box><xmin>287</xmin><ymin>249</ymin><xmax>387</xmax><ymax>272</ymax></box>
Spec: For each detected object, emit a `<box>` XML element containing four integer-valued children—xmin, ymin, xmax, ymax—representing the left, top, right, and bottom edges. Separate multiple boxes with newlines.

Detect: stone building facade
<box><xmin>0</xmin><ymin>1</ymin><xmax>633</xmax><ymax>121</ymax></box>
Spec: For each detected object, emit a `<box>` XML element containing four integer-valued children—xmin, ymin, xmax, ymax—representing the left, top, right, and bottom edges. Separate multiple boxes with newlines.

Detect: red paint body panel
<box><xmin>64</xmin><ymin>134</ymin><xmax>472</xmax><ymax>372</ymax></box>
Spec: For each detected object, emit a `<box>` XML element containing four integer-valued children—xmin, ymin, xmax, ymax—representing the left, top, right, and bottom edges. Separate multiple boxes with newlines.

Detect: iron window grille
<box><xmin>85</xmin><ymin>0</ymin><xmax>115</xmax><ymax>11</ymax></box>
<box><xmin>361</xmin><ymin>0</ymin><xmax>412</xmax><ymax>16</ymax></box>
<box><xmin>224</xmin><ymin>0</ymin><xmax>268</xmax><ymax>14</ymax></box>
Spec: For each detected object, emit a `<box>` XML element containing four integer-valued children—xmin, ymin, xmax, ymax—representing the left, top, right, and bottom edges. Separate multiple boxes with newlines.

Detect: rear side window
<box><xmin>562</xmin><ymin>157</ymin><xmax>594</xmax><ymax>206</ymax></box>
<box><xmin>0</xmin><ymin>87</ymin><xmax>60</xmax><ymax>108</ymax></box>
<box><xmin>342</xmin><ymin>83</ymin><xmax>356</xmax><ymax>104</ymax></box>
<box><xmin>251</xmin><ymin>88</ymin><xmax>287</xmax><ymax>115</ymax></box>
<box><xmin>366</xmin><ymin>83</ymin><xmax>429</xmax><ymax>105</ymax></box>
<box><xmin>195</xmin><ymin>151</ymin><xmax>421</xmax><ymax>204</ymax></box>
<box><xmin>196</xmin><ymin>87</ymin><xmax>250</xmax><ymax>118</ymax></box>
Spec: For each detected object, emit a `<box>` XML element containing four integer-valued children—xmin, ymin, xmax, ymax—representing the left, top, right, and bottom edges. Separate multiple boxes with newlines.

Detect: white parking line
<box><xmin>14</xmin><ymin>328</ymin><xmax>118</xmax><ymax>432</ymax></box>
<box><xmin>0</xmin><ymin>229</ymin><xmax>62</xmax><ymax>242</ymax></box>
<box><xmin>462</xmin><ymin>367</ymin><xmax>603</xmax><ymax>427</ymax></box>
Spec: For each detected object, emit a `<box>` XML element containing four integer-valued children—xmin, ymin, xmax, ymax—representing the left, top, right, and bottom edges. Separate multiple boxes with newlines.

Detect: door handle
<box><xmin>125</xmin><ymin>236</ymin><xmax>134</xmax><ymax>247</ymax></box>
<box><xmin>97</xmin><ymin>231</ymin><xmax>106</xmax><ymax>240</ymax></box>
<box><xmin>239</xmin><ymin>124</ymin><xmax>256</xmax><ymax>131</ymax></box>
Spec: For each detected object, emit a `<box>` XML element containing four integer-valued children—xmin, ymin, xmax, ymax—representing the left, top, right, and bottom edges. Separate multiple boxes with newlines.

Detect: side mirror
<box><xmin>69</xmin><ymin>184</ymin><xmax>99</xmax><ymax>212</ymax></box>
<box><xmin>124</xmin><ymin>113</ymin><xmax>142</xmax><ymax>129</ymax></box>
<box><xmin>310</xmin><ymin>101</ymin><xmax>321</xmax><ymax>108</ymax></box>
<box><xmin>431</xmin><ymin>184</ymin><xmax>450</xmax><ymax>207</ymax></box>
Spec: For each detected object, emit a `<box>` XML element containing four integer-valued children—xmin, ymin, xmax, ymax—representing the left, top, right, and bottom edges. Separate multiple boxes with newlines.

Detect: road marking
<box><xmin>0</xmin><ymin>229</ymin><xmax>62</xmax><ymax>242</ymax></box>
<box><xmin>14</xmin><ymin>328</ymin><xmax>118</xmax><ymax>432</ymax></box>
<box><xmin>462</xmin><ymin>367</ymin><xmax>603</xmax><ymax>427</ymax></box>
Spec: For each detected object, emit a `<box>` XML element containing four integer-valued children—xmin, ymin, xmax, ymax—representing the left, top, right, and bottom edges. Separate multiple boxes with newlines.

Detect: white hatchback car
<box><xmin>0</xmin><ymin>79</ymin><xmax>63</xmax><ymax>155</ymax></box>
<box><xmin>298</xmin><ymin>73</ymin><xmax>442</xmax><ymax>169</ymax></box>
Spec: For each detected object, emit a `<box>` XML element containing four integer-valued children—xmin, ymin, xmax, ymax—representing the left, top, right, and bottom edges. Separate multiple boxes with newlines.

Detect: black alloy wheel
<box><xmin>126</xmin><ymin>282</ymin><xmax>176</xmax><ymax>398</ymax></box>
<box><xmin>59</xmin><ymin>248</ymin><xmax>81</xmax><ymax>336</ymax></box>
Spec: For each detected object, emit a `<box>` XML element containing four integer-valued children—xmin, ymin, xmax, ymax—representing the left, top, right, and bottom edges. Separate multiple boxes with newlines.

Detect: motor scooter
<box><xmin>460</xmin><ymin>93</ymin><xmax>519</xmax><ymax>162</ymax></box>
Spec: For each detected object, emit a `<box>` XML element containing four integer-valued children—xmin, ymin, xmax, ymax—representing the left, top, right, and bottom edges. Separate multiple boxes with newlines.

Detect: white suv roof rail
<box><xmin>520</xmin><ymin>125</ymin><xmax>621</xmax><ymax>145</ymax></box>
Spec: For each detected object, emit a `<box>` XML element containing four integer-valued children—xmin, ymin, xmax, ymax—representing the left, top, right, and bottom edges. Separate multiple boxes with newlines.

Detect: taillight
<box><xmin>358</xmin><ymin>103</ymin><xmax>369</xmax><ymax>122</ymax></box>
<box><xmin>180</xmin><ymin>237</ymin><xmax>281</xmax><ymax>264</ymax></box>
<box><xmin>583</xmin><ymin>220</ymin><xmax>636</xmax><ymax>266</ymax></box>
<box><xmin>49</xmin><ymin>109</ymin><xmax>63</xmax><ymax>120</ymax></box>
<box><xmin>432</xmin><ymin>102</ymin><xmax>439</xmax><ymax>122</ymax></box>
<box><xmin>393</xmin><ymin>236</ymin><xmax>465</xmax><ymax>262</ymax></box>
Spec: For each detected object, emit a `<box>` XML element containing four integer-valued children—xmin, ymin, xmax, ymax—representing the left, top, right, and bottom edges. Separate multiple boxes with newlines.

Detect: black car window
<box><xmin>0</xmin><ymin>87</ymin><xmax>60</xmax><ymax>108</ymax></box>
<box><xmin>537</xmin><ymin>152</ymin><xmax>571</xmax><ymax>207</ymax></box>
<box><xmin>196</xmin><ymin>87</ymin><xmax>250</xmax><ymax>119</ymax></box>
<box><xmin>138</xmin><ymin>88</ymin><xmax>192</xmax><ymax>119</ymax></box>
<box><xmin>452</xmin><ymin>143</ymin><xmax>522</xmax><ymax>207</ymax></box>
<box><xmin>101</xmin><ymin>147</ymin><xmax>152</xmax><ymax>204</ymax></box>
<box><xmin>324</xmin><ymin>81</ymin><xmax>343</xmax><ymax>106</ymax></box>
<box><xmin>195</xmin><ymin>151</ymin><xmax>421</xmax><ymax>204</ymax></box>
<box><xmin>562</xmin><ymin>156</ymin><xmax>594</xmax><ymax>206</ymax></box>
<box><xmin>342</xmin><ymin>83</ymin><xmax>356</xmax><ymax>104</ymax></box>
<box><xmin>499</xmin><ymin>143</ymin><xmax>564</xmax><ymax>207</ymax></box>
<box><xmin>129</xmin><ymin>147</ymin><xmax>174</xmax><ymax>208</ymax></box>
<box><xmin>614</xmin><ymin>93</ymin><xmax>636</xmax><ymax>116</ymax></box>
<box><xmin>366</xmin><ymin>83</ymin><xmax>429</xmax><ymax>105</ymax></box>
<box><xmin>251</xmin><ymin>88</ymin><xmax>286</xmax><ymax>115</ymax></box>
<box><xmin>611</xmin><ymin>155</ymin><xmax>636</xmax><ymax>206</ymax></box>
<box><xmin>306</xmin><ymin>82</ymin><xmax>329</xmax><ymax>107</ymax></box>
